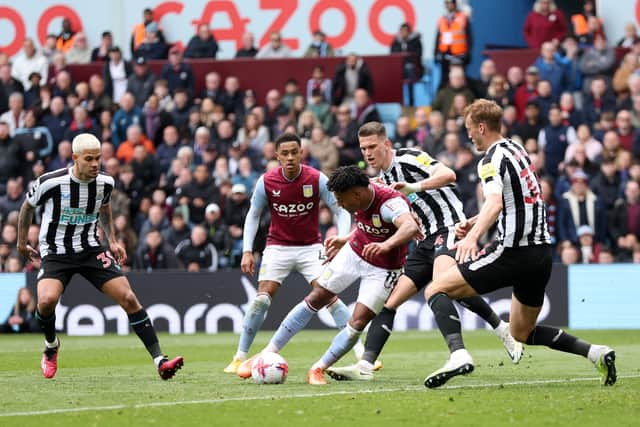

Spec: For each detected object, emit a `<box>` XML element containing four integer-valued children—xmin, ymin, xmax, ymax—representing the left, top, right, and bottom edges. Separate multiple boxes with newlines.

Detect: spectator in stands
<box><xmin>306</xmin><ymin>65</ymin><xmax>332</xmax><ymax>105</ymax></box>
<box><xmin>236</xmin><ymin>112</ymin><xmax>268</xmax><ymax>157</ymax></box>
<box><xmin>111</xmin><ymin>92</ymin><xmax>144</xmax><ymax>147</ymax></box>
<box><xmin>12</xmin><ymin>38</ymin><xmax>48</xmax><ymax>91</ymax></box>
<box><xmin>534</xmin><ymin>42</ymin><xmax>569</xmax><ymax>99</ymax></box>
<box><xmin>421</xmin><ymin>110</ymin><xmax>446</xmax><ymax>155</ymax></box>
<box><xmin>161</xmin><ymin>47</ymin><xmax>194</xmax><ymax>98</ymax></box>
<box><xmin>65</xmin><ymin>32</ymin><xmax>92</xmax><ymax>64</ymax></box>
<box><xmin>214</xmin><ymin>120</ymin><xmax>237</xmax><ymax>156</ymax></box>
<box><xmin>184</xmin><ymin>23</ymin><xmax>218</xmax><ymax>59</ymax></box>
<box><xmin>232</xmin><ymin>157</ymin><xmax>258</xmax><ymax>192</ymax></box>
<box><xmin>281</xmin><ymin>79</ymin><xmax>301</xmax><ymax>111</ymax></box>
<box><xmin>23</xmin><ymin>72</ymin><xmax>43</xmax><ymax>109</ymax></box>
<box><xmin>614</xmin><ymin>109</ymin><xmax>637</xmax><ymax>153</ymax></box>
<box><xmin>556</xmin><ymin>169</ymin><xmax>607</xmax><ymax>245</ymax></box>
<box><xmin>391</xmin><ymin>22</ymin><xmax>423</xmax><ymax>82</ymax></box>
<box><xmin>331</xmin><ymin>54</ymin><xmax>374</xmax><ymax>107</ymax></box>
<box><xmin>86</xmin><ymin>75</ymin><xmax>112</xmax><ymax>119</ymax></box>
<box><xmin>177</xmin><ymin>164</ymin><xmax>218</xmax><ymax>225</ymax></box>
<box><xmin>575</xmin><ymin>225</ymin><xmax>601</xmax><ymax>263</ymax></box>
<box><xmin>539</xmin><ymin>104</ymin><xmax>578</xmax><ymax>178</ymax></box>
<box><xmin>0</xmin><ymin>179</ymin><xmax>24</xmax><ymax>220</ymax></box>
<box><xmin>47</xmin><ymin>52</ymin><xmax>68</xmax><ymax>88</ymax></box>
<box><xmin>0</xmin><ymin>287</ymin><xmax>36</xmax><ymax>333</ymax></box>
<box><xmin>63</xmin><ymin>105</ymin><xmax>99</xmax><ymax>142</ymax></box>
<box><xmin>307</xmin><ymin>126</ymin><xmax>338</xmax><ymax>176</ymax></box>
<box><xmin>256</xmin><ymin>31</ymin><xmax>292</xmax><ymax>59</ymax></box>
<box><xmin>51</xmin><ymin>70</ymin><xmax>73</xmax><ymax>102</ymax></box>
<box><xmin>514</xmin><ymin>100</ymin><xmax>544</xmax><ymax>143</ymax></box>
<box><xmin>224</xmin><ymin>183</ymin><xmax>250</xmax><ymax>267</ymax></box>
<box><xmin>41</xmin><ymin>96</ymin><xmax>70</xmax><ymax>146</ymax></box>
<box><xmin>235</xmin><ymin>32</ymin><xmax>258</xmax><ymax>58</ymax></box>
<box><xmin>558</xmin><ymin>92</ymin><xmax>584</xmax><ymax>129</ymax></box>
<box><xmin>506</xmin><ymin>66</ymin><xmax>524</xmax><ymax>105</ymax></box>
<box><xmin>579</xmin><ymin>33</ymin><xmax>615</xmax><ymax>93</ymax></box>
<box><xmin>131</xmin><ymin>8</ymin><xmax>165</xmax><ymax>54</ymax></box>
<box><xmin>0</xmin><ymin>122</ymin><xmax>21</xmax><ymax>190</ymax></box>
<box><xmin>392</xmin><ymin>115</ymin><xmax>417</xmax><ymax>149</ymax></box>
<box><xmin>486</xmin><ymin>74</ymin><xmax>510</xmax><ymax>108</ymax></box>
<box><xmin>617</xmin><ymin>22</ymin><xmax>639</xmax><ymax>48</ymax></box>
<box><xmin>175</xmin><ymin>225</ymin><xmax>218</xmax><ymax>272</ymax></box>
<box><xmin>142</xmin><ymin>94</ymin><xmax>172</xmax><ymax>145</ymax></box>
<box><xmin>131</xmin><ymin>144</ymin><xmax>161</xmax><ymax>196</ymax></box>
<box><xmin>432</xmin><ymin>65</ymin><xmax>475</xmax><ymax>116</ymax></box>
<box><xmin>202</xmin><ymin>203</ymin><xmax>228</xmax><ymax>266</ymax></box>
<box><xmin>0</xmin><ymin>93</ymin><xmax>25</xmax><ymax>136</ymax></box>
<box><xmin>471</xmin><ymin>59</ymin><xmax>497</xmax><ymax>98</ymax></box>
<box><xmin>218</xmin><ymin>76</ymin><xmax>243</xmax><ymax>119</ymax></box>
<box><xmin>98</xmin><ymin>110</ymin><xmax>113</xmax><ymax>143</ymax></box>
<box><xmin>523</xmin><ymin>0</ymin><xmax>568</xmax><ymax>49</ymax></box>
<box><xmin>353</xmin><ymin>88</ymin><xmax>381</xmax><ymax>126</ymax></box>
<box><xmin>565</xmin><ymin>124</ymin><xmax>601</xmax><ymax>163</ymax></box>
<box><xmin>591</xmin><ymin>157</ymin><xmax>621</xmax><ymax>211</ymax></box>
<box><xmin>263</xmin><ymin>89</ymin><xmax>288</xmax><ymax>139</ymax></box>
<box><xmin>436</xmin><ymin>132</ymin><xmax>461</xmax><ymax>168</ymax></box>
<box><xmin>535</xmin><ymin>79</ymin><xmax>556</xmax><ymax>122</ymax></box>
<box><xmin>127</xmin><ymin>56</ymin><xmax>156</xmax><ymax>108</ymax></box>
<box><xmin>434</xmin><ymin>0</ymin><xmax>472</xmax><ymax>88</ymax></box>
<box><xmin>609</xmin><ymin>179</ymin><xmax>640</xmax><ymax>260</ymax></box>
<box><xmin>328</xmin><ymin>105</ymin><xmax>357</xmax><ymax>165</ymax></box>
<box><xmin>570</xmin><ymin>0</ymin><xmax>603</xmax><ymax>47</ymax></box>
<box><xmin>116</xmin><ymin>124</ymin><xmax>155</xmax><ymax>164</ymax></box>
<box><xmin>42</xmin><ymin>34</ymin><xmax>60</xmax><ymax>63</ymax></box>
<box><xmin>103</xmin><ymin>47</ymin><xmax>131</xmax><ymax>105</ymax></box>
<box><xmin>135</xmin><ymin>227</ymin><xmax>180</xmax><ymax>271</ymax></box>
<box><xmin>413</xmin><ymin>107</ymin><xmax>429</xmax><ymax>147</ymax></box>
<box><xmin>0</xmin><ymin>64</ymin><xmax>24</xmax><ymax>114</ymax></box>
<box><xmin>91</xmin><ymin>31</ymin><xmax>113</xmax><ymax>62</ymax></box>
<box><xmin>135</xmin><ymin>22</ymin><xmax>168</xmax><ymax>61</ymax></box>
<box><xmin>162</xmin><ymin>211</ymin><xmax>191</xmax><ymax>248</ymax></box>
<box><xmin>47</xmin><ymin>140</ymin><xmax>73</xmax><ymax>171</ymax></box>
<box><xmin>297</xmin><ymin>110</ymin><xmax>321</xmax><ymax>139</ymax></box>
<box><xmin>138</xmin><ymin>204</ymin><xmax>169</xmax><ymax>248</ymax></box>
<box><xmin>582</xmin><ymin>77</ymin><xmax>616</xmax><ymax>127</ymax></box>
<box><xmin>566</xmin><ymin>140</ymin><xmax>599</xmax><ymax>178</ymax></box>
<box><xmin>200</xmin><ymin>72</ymin><xmax>223</xmax><ymax>105</ymax></box>
<box><xmin>55</xmin><ymin>18</ymin><xmax>76</xmax><ymax>53</ymax></box>
<box><xmin>307</xmin><ymin>88</ymin><xmax>333</xmax><ymax>132</ymax></box>
<box><xmin>304</xmin><ymin>30</ymin><xmax>334</xmax><ymax>58</ymax></box>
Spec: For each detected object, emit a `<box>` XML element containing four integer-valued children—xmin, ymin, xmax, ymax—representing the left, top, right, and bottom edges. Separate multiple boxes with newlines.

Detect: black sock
<box><xmin>362</xmin><ymin>307</ymin><xmax>396</xmax><ymax>364</ymax></box>
<box><xmin>36</xmin><ymin>309</ymin><xmax>57</xmax><ymax>344</ymax></box>
<box><xmin>458</xmin><ymin>296</ymin><xmax>501</xmax><ymax>329</ymax></box>
<box><xmin>526</xmin><ymin>325</ymin><xmax>590</xmax><ymax>357</ymax></box>
<box><xmin>129</xmin><ymin>309</ymin><xmax>162</xmax><ymax>359</ymax></box>
<box><xmin>428</xmin><ymin>292</ymin><xmax>465</xmax><ymax>352</ymax></box>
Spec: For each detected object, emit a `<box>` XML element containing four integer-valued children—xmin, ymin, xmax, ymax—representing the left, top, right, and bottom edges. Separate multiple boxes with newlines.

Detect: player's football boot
<box><xmin>307</xmin><ymin>367</ymin><xmax>327</xmax><ymax>385</ymax></box>
<box><xmin>326</xmin><ymin>363</ymin><xmax>374</xmax><ymax>381</ymax></box>
<box><xmin>424</xmin><ymin>349</ymin><xmax>474</xmax><ymax>389</ymax></box>
<box><xmin>373</xmin><ymin>360</ymin><xmax>383</xmax><ymax>371</ymax></box>
<box><xmin>495</xmin><ymin>323</ymin><xmax>524</xmax><ymax>364</ymax></box>
<box><xmin>237</xmin><ymin>354</ymin><xmax>259</xmax><ymax>379</ymax></box>
<box><xmin>41</xmin><ymin>339</ymin><xmax>60</xmax><ymax>379</ymax></box>
<box><xmin>591</xmin><ymin>346</ymin><xmax>617</xmax><ymax>386</ymax></box>
<box><xmin>223</xmin><ymin>357</ymin><xmax>243</xmax><ymax>374</ymax></box>
<box><xmin>158</xmin><ymin>356</ymin><xmax>184</xmax><ymax>380</ymax></box>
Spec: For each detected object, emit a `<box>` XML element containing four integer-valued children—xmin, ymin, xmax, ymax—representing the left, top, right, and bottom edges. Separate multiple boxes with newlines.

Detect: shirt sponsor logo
<box><xmin>303</xmin><ymin>184</ymin><xmax>313</xmax><ymax>198</ymax></box>
<box><xmin>272</xmin><ymin>202</ymin><xmax>314</xmax><ymax>215</ymax></box>
<box><xmin>271</xmin><ymin>189</ymin><xmax>281</xmax><ymax>197</ymax></box>
<box><xmin>60</xmin><ymin>207</ymin><xmax>97</xmax><ymax>225</ymax></box>
<box><xmin>357</xmin><ymin>221</ymin><xmax>390</xmax><ymax>235</ymax></box>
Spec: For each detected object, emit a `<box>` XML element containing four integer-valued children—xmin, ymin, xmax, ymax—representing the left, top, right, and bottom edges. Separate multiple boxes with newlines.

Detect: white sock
<box><xmin>587</xmin><ymin>344</ymin><xmax>606</xmax><ymax>364</ymax></box>
<box><xmin>45</xmin><ymin>337</ymin><xmax>59</xmax><ymax>348</ymax></box>
<box><xmin>493</xmin><ymin>320</ymin><xmax>509</xmax><ymax>334</ymax></box>
<box><xmin>154</xmin><ymin>355</ymin><xmax>165</xmax><ymax>368</ymax></box>
<box><xmin>234</xmin><ymin>351</ymin><xmax>248</xmax><ymax>361</ymax></box>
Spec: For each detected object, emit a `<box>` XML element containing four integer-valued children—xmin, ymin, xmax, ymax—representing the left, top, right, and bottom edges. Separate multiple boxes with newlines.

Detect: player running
<box><xmin>423</xmin><ymin>99</ymin><xmax>616</xmax><ymax>388</ymax></box>
<box><xmin>327</xmin><ymin>122</ymin><xmax>522</xmax><ymax>381</ymax></box>
<box><xmin>17</xmin><ymin>133</ymin><xmax>183</xmax><ymax>380</ymax></box>
<box><xmin>224</xmin><ymin>132</ymin><xmax>358</xmax><ymax>375</ymax></box>
<box><xmin>238</xmin><ymin>165</ymin><xmax>419</xmax><ymax>384</ymax></box>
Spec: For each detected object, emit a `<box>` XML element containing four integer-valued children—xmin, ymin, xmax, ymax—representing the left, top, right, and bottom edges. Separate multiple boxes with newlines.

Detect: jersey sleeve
<box><xmin>414</xmin><ymin>151</ymin><xmax>440</xmax><ymax>175</ymax></box>
<box><xmin>242</xmin><ymin>176</ymin><xmax>267</xmax><ymax>252</ymax></box>
<box><xmin>319</xmin><ymin>173</ymin><xmax>351</xmax><ymax>236</ymax></box>
<box><xmin>101</xmin><ymin>175</ymin><xmax>115</xmax><ymax>205</ymax></box>
<box><xmin>25</xmin><ymin>177</ymin><xmax>45</xmax><ymax>207</ymax></box>
<box><xmin>478</xmin><ymin>155</ymin><xmax>503</xmax><ymax>196</ymax></box>
<box><xmin>380</xmin><ymin>196</ymin><xmax>411</xmax><ymax>223</ymax></box>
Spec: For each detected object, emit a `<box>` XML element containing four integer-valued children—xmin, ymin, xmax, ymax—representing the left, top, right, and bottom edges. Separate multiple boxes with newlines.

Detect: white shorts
<box><xmin>316</xmin><ymin>244</ymin><xmax>401</xmax><ymax>314</ymax></box>
<box><xmin>258</xmin><ymin>244</ymin><xmax>324</xmax><ymax>284</ymax></box>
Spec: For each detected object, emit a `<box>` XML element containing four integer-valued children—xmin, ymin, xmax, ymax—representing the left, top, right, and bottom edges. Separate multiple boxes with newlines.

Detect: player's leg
<box><xmin>101</xmin><ymin>276</ymin><xmax>183</xmax><ymax>379</ymax></box>
<box><xmin>36</xmin><ymin>277</ymin><xmax>64</xmax><ymax>379</ymax></box>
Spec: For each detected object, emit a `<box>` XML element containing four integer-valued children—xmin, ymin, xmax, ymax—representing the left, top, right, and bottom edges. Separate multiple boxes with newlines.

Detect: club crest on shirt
<box><xmin>372</xmin><ymin>214</ymin><xmax>382</xmax><ymax>228</ymax></box>
<box><xmin>303</xmin><ymin>185</ymin><xmax>313</xmax><ymax>198</ymax></box>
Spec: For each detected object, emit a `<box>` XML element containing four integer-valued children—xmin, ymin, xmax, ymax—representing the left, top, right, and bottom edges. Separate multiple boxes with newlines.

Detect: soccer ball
<box><xmin>251</xmin><ymin>352</ymin><xmax>288</xmax><ymax>384</ymax></box>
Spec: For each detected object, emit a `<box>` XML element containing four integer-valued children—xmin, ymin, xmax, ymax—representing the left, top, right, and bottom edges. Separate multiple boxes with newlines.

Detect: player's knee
<box><xmin>37</xmin><ymin>294</ymin><xmax>58</xmax><ymax>311</ymax></box>
<box><xmin>348</xmin><ymin>318</ymin><xmax>368</xmax><ymax>331</ymax></box>
<box><xmin>253</xmin><ymin>293</ymin><xmax>272</xmax><ymax>309</ymax></box>
<box><xmin>120</xmin><ymin>290</ymin><xmax>141</xmax><ymax>312</ymax></box>
<box><xmin>306</xmin><ymin>288</ymin><xmax>333</xmax><ymax>311</ymax></box>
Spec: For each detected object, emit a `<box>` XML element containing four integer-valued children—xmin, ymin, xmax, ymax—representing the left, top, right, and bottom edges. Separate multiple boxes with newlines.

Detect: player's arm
<box><xmin>362</xmin><ymin>197</ymin><xmax>418</xmax><ymax>261</ymax></box>
<box><xmin>391</xmin><ymin>155</ymin><xmax>456</xmax><ymax>195</ymax></box>
<box><xmin>241</xmin><ymin>176</ymin><xmax>267</xmax><ymax>275</ymax></box>
<box><xmin>17</xmin><ymin>200</ymin><xmax>38</xmax><ymax>260</ymax></box>
<box><xmin>99</xmin><ymin>202</ymin><xmax>127</xmax><ymax>265</ymax></box>
<box><xmin>452</xmin><ymin>159</ymin><xmax>503</xmax><ymax>262</ymax></box>
<box><xmin>319</xmin><ymin>173</ymin><xmax>351</xmax><ymax>236</ymax></box>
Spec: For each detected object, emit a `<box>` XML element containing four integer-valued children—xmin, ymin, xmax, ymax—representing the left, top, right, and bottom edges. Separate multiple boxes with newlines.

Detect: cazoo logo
<box><xmin>272</xmin><ymin>202</ymin><xmax>314</xmax><ymax>215</ymax></box>
<box><xmin>357</xmin><ymin>221</ymin><xmax>390</xmax><ymax>235</ymax></box>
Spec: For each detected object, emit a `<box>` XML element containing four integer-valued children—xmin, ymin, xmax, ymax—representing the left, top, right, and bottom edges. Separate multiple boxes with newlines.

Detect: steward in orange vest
<box><xmin>130</xmin><ymin>8</ymin><xmax>166</xmax><ymax>54</ymax></box>
<box><xmin>434</xmin><ymin>0</ymin><xmax>472</xmax><ymax>88</ymax></box>
<box><xmin>56</xmin><ymin>18</ymin><xmax>76</xmax><ymax>53</ymax></box>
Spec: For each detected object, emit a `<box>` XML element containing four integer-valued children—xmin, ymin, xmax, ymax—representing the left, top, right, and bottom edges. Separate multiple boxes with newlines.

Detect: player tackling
<box><xmin>17</xmin><ymin>133</ymin><xmax>183</xmax><ymax>380</ymax></box>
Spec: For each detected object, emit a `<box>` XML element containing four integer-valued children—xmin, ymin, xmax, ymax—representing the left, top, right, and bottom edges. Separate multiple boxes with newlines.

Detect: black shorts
<box><xmin>441</xmin><ymin>241</ymin><xmax>552</xmax><ymax>307</ymax></box>
<box><xmin>404</xmin><ymin>228</ymin><xmax>455</xmax><ymax>291</ymax></box>
<box><xmin>38</xmin><ymin>248</ymin><xmax>124</xmax><ymax>290</ymax></box>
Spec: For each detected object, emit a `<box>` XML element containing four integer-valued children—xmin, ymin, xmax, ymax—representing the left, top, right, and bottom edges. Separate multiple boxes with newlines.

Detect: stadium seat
<box><xmin>384</xmin><ymin>122</ymin><xmax>396</xmax><ymax>140</ymax></box>
<box><xmin>377</xmin><ymin>102</ymin><xmax>402</xmax><ymax>124</ymax></box>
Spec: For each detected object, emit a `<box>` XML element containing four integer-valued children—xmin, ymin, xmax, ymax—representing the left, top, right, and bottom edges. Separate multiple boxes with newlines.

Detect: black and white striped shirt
<box><xmin>26</xmin><ymin>168</ymin><xmax>114</xmax><ymax>257</ymax></box>
<box><xmin>379</xmin><ymin>149</ymin><xmax>465</xmax><ymax>237</ymax></box>
<box><xmin>478</xmin><ymin>138</ymin><xmax>550</xmax><ymax>247</ymax></box>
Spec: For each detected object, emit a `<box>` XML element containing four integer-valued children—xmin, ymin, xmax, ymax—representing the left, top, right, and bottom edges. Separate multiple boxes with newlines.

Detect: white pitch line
<box><xmin>2</xmin><ymin>374</ymin><xmax>639</xmax><ymax>418</ymax></box>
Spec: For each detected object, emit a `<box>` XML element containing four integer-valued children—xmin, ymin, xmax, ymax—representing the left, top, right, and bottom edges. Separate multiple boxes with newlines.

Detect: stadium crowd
<box><xmin>0</xmin><ymin>0</ymin><xmax>639</xmax><ymax>281</ymax></box>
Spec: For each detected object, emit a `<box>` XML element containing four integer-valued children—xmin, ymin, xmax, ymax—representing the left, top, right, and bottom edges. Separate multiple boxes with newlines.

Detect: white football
<box><xmin>251</xmin><ymin>352</ymin><xmax>289</xmax><ymax>384</ymax></box>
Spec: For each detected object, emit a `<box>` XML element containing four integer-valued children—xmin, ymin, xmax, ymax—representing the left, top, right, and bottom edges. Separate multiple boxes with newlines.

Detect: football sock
<box><xmin>428</xmin><ymin>292</ymin><xmax>465</xmax><ymax>353</ymax></box>
<box><xmin>129</xmin><ymin>309</ymin><xmax>162</xmax><ymax>359</ymax></box>
<box><xmin>326</xmin><ymin>298</ymin><xmax>350</xmax><ymax>329</ymax></box>
<box><xmin>35</xmin><ymin>309</ymin><xmax>57</xmax><ymax>345</ymax></box>
<box><xmin>362</xmin><ymin>306</ymin><xmax>396</xmax><ymax>364</ymax></box>
<box><xmin>237</xmin><ymin>293</ymin><xmax>272</xmax><ymax>357</ymax></box>
<box><xmin>314</xmin><ymin>324</ymin><xmax>362</xmax><ymax>370</ymax></box>
<box><xmin>265</xmin><ymin>300</ymin><xmax>316</xmax><ymax>353</ymax></box>
<box><xmin>458</xmin><ymin>296</ymin><xmax>502</xmax><ymax>329</ymax></box>
<box><xmin>525</xmin><ymin>325</ymin><xmax>590</xmax><ymax>357</ymax></box>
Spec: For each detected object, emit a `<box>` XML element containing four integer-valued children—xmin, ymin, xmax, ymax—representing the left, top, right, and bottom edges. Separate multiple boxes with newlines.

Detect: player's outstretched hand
<box><xmin>390</xmin><ymin>182</ymin><xmax>421</xmax><ymax>195</ymax></box>
<box><xmin>109</xmin><ymin>241</ymin><xmax>127</xmax><ymax>265</ymax></box>
<box><xmin>241</xmin><ymin>251</ymin><xmax>255</xmax><ymax>276</ymax></box>
<box><xmin>454</xmin><ymin>219</ymin><xmax>473</xmax><ymax>239</ymax></box>
<box><xmin>362</xmin><ymin>242</ymin><xmax>390</xmax><ymax>261</ymax></box>
<box><xmin>324</xmin><ymin>235</ymin><xmax>347</xmax><ymax>264</ymax></box>
<box><xmin>17</xmin><ymin>244</ymin><xmax>40</xmax><ymax>261</ymax></box>
<box><xmin>451</xmin><ymin>235</ymin><xmax>478</xmax><ymax>264</ymax></box>
<box><xmin>410</xmin><ymin>212</ymin><xmax>425</xmax><ymax>241</ymax></box>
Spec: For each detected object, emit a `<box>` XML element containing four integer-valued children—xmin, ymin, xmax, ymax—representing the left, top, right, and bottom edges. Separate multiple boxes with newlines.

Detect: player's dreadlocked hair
<box><xmin>327</xmin><ymin>165</ymin><xmax>370</xmax><ymax>193</ymax></box>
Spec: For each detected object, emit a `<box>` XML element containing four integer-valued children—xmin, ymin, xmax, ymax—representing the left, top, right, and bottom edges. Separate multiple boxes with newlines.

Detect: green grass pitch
<box><xmin>1</xmin><ymin>330</ymin><xmax>639</xmax><ymax>426</ymax></box>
